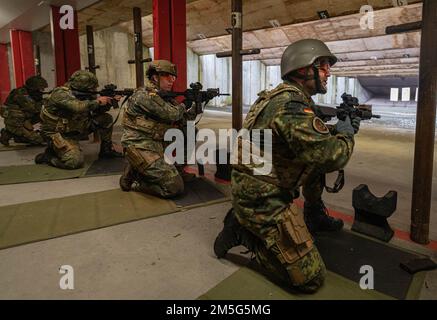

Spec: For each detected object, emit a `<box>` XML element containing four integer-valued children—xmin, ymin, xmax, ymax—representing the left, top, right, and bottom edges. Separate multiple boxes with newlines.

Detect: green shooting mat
<box><xmin>200</xmin><ymin>230</ymin><xmax>428</xmax><ymax>300</ymax></box>
<box><xmin>0</xmin><ymin>179</ymin><xmax>229</xmax><ymax>250</ymax></box>
<box><xmin>199</xmin><ymin>267</ymin><xmax>394</xmax><ymax>300</ymax></box>
<box><xmin>84</xmin><ymin>157</ymin><xmax>126</xmax><ymax>176</ymax></box>
<box><xmin>0</xmin><ymin>144</ymin><xmax>28</xmax><ymax>152</ymax></box>
<box><xmin>0</xmin><ymin>163</ymin><xmax>86</xmax><ymax>185</ymax></box>
<box><xmin>315</xmin><ymin>230</ymin><xmax>426</xmax><ymax>300</ymax></box>
<box><xmin>0</xmin><ymin>158</ymin><xmax>125</xmax><ymax>185</ymax></box>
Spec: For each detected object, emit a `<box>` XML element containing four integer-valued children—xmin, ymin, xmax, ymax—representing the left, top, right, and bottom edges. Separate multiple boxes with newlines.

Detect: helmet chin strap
<box><xmin>312</xmin><ymin>64</ymin><xmax>324</xmax><ymax>94</ymax></box>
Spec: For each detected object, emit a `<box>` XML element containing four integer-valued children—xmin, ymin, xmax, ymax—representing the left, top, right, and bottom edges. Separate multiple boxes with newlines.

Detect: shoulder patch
<box><xmin>312</xmin><ymin>117</ymin><xmax>329</xmax><ymax>134</ymax></box>
<box><xmin>303</xmin><ymin>108</ymin><xmax>314</xmax><ymax>114</ymax></box>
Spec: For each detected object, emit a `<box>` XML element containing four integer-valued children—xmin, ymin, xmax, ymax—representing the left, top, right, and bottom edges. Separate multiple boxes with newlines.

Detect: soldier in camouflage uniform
<box><xmin>0</xmin><ymin>76</ymin><xmax>48</xmax><ymax>146</ymax></box>
<box><xmin>35</xmin><ymin>70</ymin><xmax>122</xmax><ymax>169</ymax></box>
<box><xmin>119</xmin><ymin>60</ymin><xmax>196</xmax><ymax>198</ymax></box>
<box><xmin>214</xmin><ymin>39</ymin><xmax>361</xmax><ymax>293</ymax></box>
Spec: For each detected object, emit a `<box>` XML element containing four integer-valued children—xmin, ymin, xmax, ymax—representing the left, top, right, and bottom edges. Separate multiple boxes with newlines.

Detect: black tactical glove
<box><xmin>351</xmin><ymin>116</ymin><xmax>361</xmax><ymax>134</ymax></box>
<box><xmin>335</xmin><ymin>116</ymin><xmax>355</xmax><ymax>136</ymax></box>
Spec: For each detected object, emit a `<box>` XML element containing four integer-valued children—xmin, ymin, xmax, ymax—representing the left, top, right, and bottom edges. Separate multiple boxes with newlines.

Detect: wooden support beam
<box><xmin>231</xmin><ymin>0</ymin><xmax>243</xmax><ymax>131</ymax></box>
<box><xmin>34</xmin><ymin>44</ymin><xmax>41</xmax><ymax>76</ymax></box>
<box><xmin>86</xmin><ymin>25</ymin><xmax>99</xmax><ymax>74</ymax></box>
<box><xmin>133</xmin><ymin>7</ymin><xmax>144</xmax><ymax>87</ymax></box>
<box><xmin>410</xmin><ymin>0</ymin><xmax>437</xmax><ymax>244</ymax></box>
<box><xmin>386</xmin><ymin>21</ymin><xmax>422</xmax><ymax>35</ymax></box>
<box><xmin>216</xmin><ymin>48</ymin><xmax>260</xmax><ymax>58</ymax></box>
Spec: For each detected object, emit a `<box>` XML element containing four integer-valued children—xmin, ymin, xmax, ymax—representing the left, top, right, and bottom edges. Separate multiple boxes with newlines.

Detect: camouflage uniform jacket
<box><xmin>40</xmin><ymin>86</ymin><xmax>99</xmax><ymax>137</ymax></box>
<box><xmin>232</xmin><ymin>80</ymin><xmax>355</xmax><ymax>240</ymax></box>
<box><xmin>121</xmin><ymin>80</ymin><xmax>192</xmax><ymax>154</ymax></box>
<box><xmin>1</xmin><ymin>87</ymin><xmax>42</xmax><ymax>122</ymax></box>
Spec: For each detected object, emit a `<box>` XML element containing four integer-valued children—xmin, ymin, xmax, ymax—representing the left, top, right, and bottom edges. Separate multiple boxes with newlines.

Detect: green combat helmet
<box><xmin>25</xmin><ymin>75</ymin><xmax>48</xmax><ymax>91</ymax></box>
<box><xmin>280</xmin><ymin>38</ymin><xmax>337</xmax><ymax>80</ymax></box>
<box><xmin>146</xmin><ymin>60</ymin><xmax>177</xmax><ymax>79</ymax></box>
<box><xmin>68</xmin><ymin>70</ymin><xmax>99</xmax><ymax>91</ymax></box>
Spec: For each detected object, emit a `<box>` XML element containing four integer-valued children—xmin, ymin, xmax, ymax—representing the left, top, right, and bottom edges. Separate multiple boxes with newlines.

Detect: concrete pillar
<box><xmin>0</xmin><ymin>44</ymin><xmax>11</xmax><ymax>103</ymax></box>
<box><xmin>50</xmin><ymin>6</ymin><xmax>81</xmax><ymax>86</ymax></box>
<box><xmin>9</xmin><ymin>30</ymin><xmax>35</xmax><ymax>87</ymax></box>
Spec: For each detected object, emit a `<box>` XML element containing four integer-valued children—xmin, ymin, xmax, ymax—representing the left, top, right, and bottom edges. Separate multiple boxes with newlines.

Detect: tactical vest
<box><xmin>40</xmin><ymin>86</ymin><xmax>90</xmax><ymax>135</ymax></box>
<box><xmin>122</xmin><ymin>87</ymin><xmax>175</xmax><ymax>141</ymax></box>
<box><xmin>2</xmin><ymin>88</ymin><xmax>32</xmax><ymax>122</ymax></box>
<box><xmin>233</xmin><ymin>82</ymin><xmax>315</xmax><ymax>189</ymax></box>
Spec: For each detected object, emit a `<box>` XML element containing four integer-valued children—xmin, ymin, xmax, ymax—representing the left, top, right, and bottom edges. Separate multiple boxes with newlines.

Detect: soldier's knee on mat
<box><xmin>162</xmin><ymin>176</ymin><xmax>184</xmax><ymax>198</ymax></box>
<box><xmin>63</xmin><ymin>154</ymin><xmax>84</xmax><ymax>169</ymax></box>
<box><xmin>295</xmin><ymin>270</ymin><xmax>325</xmax><ymax>294</ymax></box>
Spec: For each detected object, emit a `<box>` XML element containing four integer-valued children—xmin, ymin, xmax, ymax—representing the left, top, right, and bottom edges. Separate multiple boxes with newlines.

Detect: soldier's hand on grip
<box><xmin>97</xmin><ymin>96</ymin><xmax>112</xmax><ymax>106</ymax></box>
<box><xmin>335</xmin><ymin>116</ymin><xmax>355</xmax><ymax>136</ymax></box>
<box><xmin>351</xmin><ymin>117</ymin><xmax>361</xmax><ymax>134</ymax></box>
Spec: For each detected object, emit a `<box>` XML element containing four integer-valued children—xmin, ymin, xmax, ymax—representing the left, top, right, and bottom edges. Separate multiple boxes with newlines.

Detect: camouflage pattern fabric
<box><xmin>232</xmin><ymin>80</ymin><xmax>355</xmax><ymax>291</ymax></box>
<box><xmin>40</xmin><ymin>86</ymin><xmax>113</xmax><ymax>169</ymax></box>
<box><xmin>121</xmin><ymin>80</ymin><xmax>193</xmax><ymax>198</ymax></box>
<box><xmin>1</xmin><ymin>87</ymin><xmax>44</xmax><ymax>145</ymax></box>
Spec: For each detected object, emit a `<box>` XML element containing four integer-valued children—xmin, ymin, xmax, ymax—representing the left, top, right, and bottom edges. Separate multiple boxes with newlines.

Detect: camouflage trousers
<box><xmin>4</xmin><ymin>117</ymin><xmax>44</xmax><ymax>145</ymax></box>
<box><xmin>125</xmin><ymin>145</ymin><xmax>184</xmax><ymax>198</ymax></box>
<box><xmin>46</xmin><ymin>113</ymin><xmax>113</xmax><ymax>170</ymax></box>
<box><xmin>231</xmin><ymin>169</ymin><xmax>326</xmax><ymax>292</ymax></box>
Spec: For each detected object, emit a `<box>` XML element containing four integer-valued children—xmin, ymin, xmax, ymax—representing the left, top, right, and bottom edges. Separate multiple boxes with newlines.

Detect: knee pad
<box><xmin>274</xmin><ymin>204</ymin><xmax>326</xmax><ymax>287</ymax></box>
<box><xmin>63</xmin><ymin>156</ymin><xmax>84</xmax><ymax>169</ymax></box>
<box><xmin>163</xmin><ymin>175</ymin><xmax>184</xmax><ymax>198</ymax></box>
<box><xmin>125</xmin><ymin>146</ymin><xmax>160</xmax><ymax>175</ymax></box>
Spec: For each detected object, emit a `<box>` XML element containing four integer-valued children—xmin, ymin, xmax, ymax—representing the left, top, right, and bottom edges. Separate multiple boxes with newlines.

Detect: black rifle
<box><xmin>72</xmin><ymin>84</ymin><xmax>134</xmax><ymax>109</ymax></box>
<box><xmin>97</xmin><ymin>84</ymin><xmax>135</xmax><ymax>109</ymax></box>
<box><xmin>158</xmin><ymin>82</ymin><xmax>230</xmax><ymax>115</ymax></box>
<box><xmin>316</xmin><ymin>92</ymin><xmax>381</xmax><ymax>122</ymax></box>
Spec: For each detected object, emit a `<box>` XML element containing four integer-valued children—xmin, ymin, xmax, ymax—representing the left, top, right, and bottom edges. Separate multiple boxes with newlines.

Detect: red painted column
<box><xmin>153</xmin><ymin>0</ymin><xmax>171</xmax><ymax>61</ymax></box>
<box><xmin>171</xmin><ymin>0</ymin><xmax>187</xmax><ymax>92</ymax></box>
<box><xmin>50</xmin><ymin>6</ymin><xmax>81</xmax><ymax>86</ymax></box>
<box><xmin>9</xmin><ymin>30</ymin><xmax>35</xmax><ymax>87</ymax></box>
<box><xmin>153</xmin><ymin>0</ymin><xmax>187</xmax><ymax>92</ymax></box>
<box><xmin>0</xmin><ymin>44</ymin><xmax>11</xmax><ymax>103</ymax></box>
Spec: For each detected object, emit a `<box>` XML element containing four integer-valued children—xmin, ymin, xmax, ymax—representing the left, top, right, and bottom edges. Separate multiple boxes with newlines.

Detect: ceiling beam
<box><xmin>257</xmin><ymin>47</ymin><xmax>421</xmax><ymax>65</ymax></box>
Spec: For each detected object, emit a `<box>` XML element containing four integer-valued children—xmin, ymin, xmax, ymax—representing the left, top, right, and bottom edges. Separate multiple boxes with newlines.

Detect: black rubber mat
<box><xmin>85</xmin><ymin>157</ymin><xmax>126</xmax><ymax>176</ymax></box>
<box><xmin>173</xmin><ymin>177</ymin><xmax>226</xmax><ymax>206</ymax></box>
<box><xmin>315</xmin><ymin>230</ymin><xmax>424</xmax><ymax>300</ymax></box>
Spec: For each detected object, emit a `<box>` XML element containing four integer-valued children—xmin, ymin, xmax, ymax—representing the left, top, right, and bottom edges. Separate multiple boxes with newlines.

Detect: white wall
<box><xmin>265</xmin><ymin>65</ymin><xmax>281</xmax><ymax>91</ymax></box>
<box><xmin>79</xmin><ymin>26</ymin><xmax>150</xmax><ymax>89</ymax></box>
<box><xmin>32</xmin><ymin>31</ymin><xmax>55</xmax><ymax>89</ymax></box>
<box><xmin>199</xmin><ymin>54</ymin><xmax>231</xmax><ymax>106</ymax></box>
<box><xmin>243</xmin><ymin>60</ymin><xmax>264</xmax><ymax>106</ymax></box>
<box><xmin>187</xmin><ymin>47</ymin><xmax>199</xmax><ymax>85</ymax></box>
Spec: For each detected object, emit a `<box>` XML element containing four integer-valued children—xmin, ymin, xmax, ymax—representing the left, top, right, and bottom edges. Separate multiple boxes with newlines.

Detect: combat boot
<box><xmin>35</xmin><ymin>148</ymin><xmax>55</xmax><ymax>164</ymax></box>
<box><xmin>304</xmin><ymin>200</ymin><xmax>344</xmax><ymax>234</ymax></box>
<box><xmin>214</xmin><ymin>209</ymin><xmax>259</xmax><ymax>259</ymax></box>
<box><xmin>99</xmin><ymin>141</ymin><xmax>123</xmax><ymax>159</ymax></box>
<box><xmin>0</xmin><ymin>128</ymin><xmax>12</xmax><ymax>146</ymax></box>
<box><xmin>119</xmin><ymin>163</ymin><xmax>136</xmax><ymax>191</ymax></box>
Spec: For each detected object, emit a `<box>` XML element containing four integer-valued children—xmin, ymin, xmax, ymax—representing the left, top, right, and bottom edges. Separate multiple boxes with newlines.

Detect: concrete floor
<box><xmin>0</xmin><ymin>110</ymin><xmax>436</xmax><ymax>299</ymax></box>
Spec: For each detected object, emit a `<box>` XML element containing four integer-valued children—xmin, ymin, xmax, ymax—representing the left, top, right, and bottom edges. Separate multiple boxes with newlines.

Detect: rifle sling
<box><xmin>323</xmin><ymin>169</ymin><xmax>345</xmax><ymax>193</ymax></box>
